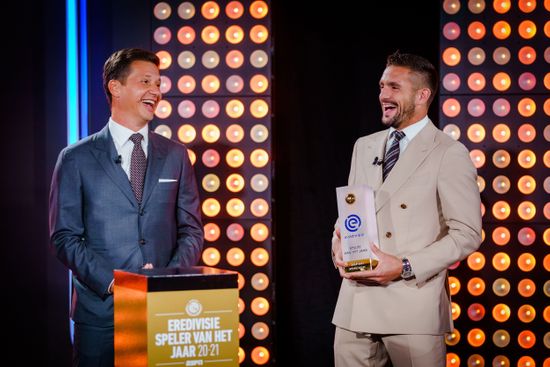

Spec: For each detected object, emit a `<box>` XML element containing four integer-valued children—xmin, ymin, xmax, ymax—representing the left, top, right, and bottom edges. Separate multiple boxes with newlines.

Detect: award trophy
<box><xmin>336</xmin><ymin>184</ymin><xmax>379</xmax><ymax>272</ymax></box>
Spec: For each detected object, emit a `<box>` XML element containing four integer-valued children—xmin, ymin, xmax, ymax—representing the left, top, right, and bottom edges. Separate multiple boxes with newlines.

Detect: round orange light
<box><xmin>493</xmin><ymin>329</ymin><xmax>511</xmax><ymax>347</ymax></box>
<box><xmin>493</xmin><ymin>0</ymin><xmax>511</xmax><ymax>13</ymax></box>
<box><xmin>493</xmin><ymin>278</ymin><xmax>511</xmax><ymax>297</ymax></box>
<box><xmin>251</xmin><ymin>297</ymin><xmax>270</xmax><ymax>316</ymax></box>
<box><xmin>226</xmin><ymin>247</ymin><xmax>245</xmax><ymax>266</ymax></box>
<box><xmin>467</xmin><ymin>277</ymin><xmax>486</xmax><ymax>296</ymax></box>
<box><xmin>518</xmin><ymin>46</ymin><xmax>537</xmax><ymax>65</ymax></box>
<box><xmin>447</xmin><ymin>352</ymin><xmax>460</xmax><ymax>367</ymax></box>
<box><xmin>250</xmin><ymin>346</ymin><xmax>270</xmax><ymax>365</ymax></box>
<box><xmin>518</xmin><ymin>98</ymin><xmax>537</xmax><ymax>117</ymax></box>
<box><xmin>226</xmin><ymin>173</ymin><xmax>245</xmax><ymax>193</ymax></box>
<box><xmin>492</xmin><ymin>303</ymin><xmax>511</xmax><ymax>322</ymax></box>
<box><xmin>518</xmin><ymin>252</ymin><xmax>536</xmax><ymax>271</ymax></box>
<box><xmin>226</xmin><ymin>198</ymin><xmax>245</xmax><ymax>217</ymax></box>
<box><xmin>442</xmin><ymin>47</ymin><xmax>461</xmax><ymax>66</ymax></box>
<box><xmin>202</xmin><ymin>198</ymin><xmax>221</xmax><ymax>217</ymax></box>
<box><xmin>517</xmin><ymin>149</ymin><xmax>536</xmax><ymax>168</ymax></box>
<box><xmin>448</xmin><ymin>276</ymin><xmax>461</xmax><ymax>295</ymax></box>
<box><xmin>177</xmin><ymin>26</ymin><xmax>196</xmax><ymax>45</ymax></box>
<box><xmin>251</xmin><ymin>322</ymin><xmax>270</xmax><ymax>340</ymax></box>
<box><xmin>467</xmin><ymin>354</ymin><xmax>485</xmax><ymax>367</ymax></box>
<box><xmin>518</xmin><ymin>278</ymin><xmax>536</xmax><ymax>297</ymax></box>
<box><xmin>492</xmin><ymin>252</ymin><xmax>511</xmax><ymax>271</ymax></box>
<box><xmin>518</xmin><ymin>20</ymin><xmax>537</xmax><ymax>39</ymax></box>
<box><xmin>493</xmin><ymin>20</ymin><xmax>511</xmax><ymax>39</ymax></box>
<box><xmin>518</xmin><ymin>331</ymin><xmax>536</xmax><ymax>349</ymax></box>
<box><xmin>201</xmin><ymin>247</ymin><xmax>221</xmax><ymax>266</ymax></box>
<box><xmin>467</xmin><ymin>328</ymin><xmax>486</xmax><ymax>347</ymax></box>
<box><xmin>492</xmin><ymin>72</ymin><xmax>511</xmax><ymax>91</ymax></box>
<box><xmin>250</xmin><ymin>1</ymin><xmax>269</xmax><ymax>19</ymax></box>
<box><xmin>468</xmin><ymin>21</ymin><xmax>486</xmax><ymax>40</ymax></box>
<box><xmin>467</xmin><ymin>252</ymin><xmax>486</xmax><ymax>270</ymax></box>
<box><xmin>201</xmin><ymin>25</ymin><xmax>220</xmax><ymax>44</ymax></box>
<box><xmin>518</xmin><ymin>305</ymin><xmax>536</xmax><ymax>323</ymax></box>
<box><xmin>492</xmin><ymin>175</ymin><xmax>510</xmax><ymax>194</ymax></box>
<box><xmin>204</xmin><ymin>222</ymin><xmax>221</xmax><ymax>242</ymax></box>
<box><xmin>251</xmin><ymin>247</ymin><xmax>269</xmax><ymax>266</ymax></box>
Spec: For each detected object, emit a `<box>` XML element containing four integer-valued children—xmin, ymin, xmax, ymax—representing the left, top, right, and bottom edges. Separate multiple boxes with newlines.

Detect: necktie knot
<box><xmin>130</xmin><ymin>133</ymin><xmax>144</xmax><ymax>145</ymax></box>
<box><xmin>391</xmin><ymin>130</ymin><xmax>406</xmax><ymax>142</ymax></box>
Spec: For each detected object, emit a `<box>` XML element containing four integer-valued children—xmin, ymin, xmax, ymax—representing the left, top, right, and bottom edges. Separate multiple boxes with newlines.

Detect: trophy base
<box><xmin>344</xmin><ymin>259</ymin><xmax>379</xmax><ymax>273</ymax></box>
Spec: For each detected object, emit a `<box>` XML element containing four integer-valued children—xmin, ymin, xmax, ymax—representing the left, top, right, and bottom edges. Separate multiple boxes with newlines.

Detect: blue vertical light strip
<box><xmin>79</xmin><ymin>0</ymin><xmax>89</xmax><ymax>137</ymax></box>
<box><xmin>66</xmin><ymin>0</ymin><xmax>79</xmax><ymax>144</ymax></box>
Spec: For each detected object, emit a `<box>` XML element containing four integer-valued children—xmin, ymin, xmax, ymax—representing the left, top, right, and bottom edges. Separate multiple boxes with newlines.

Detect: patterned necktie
<box><xmin>129</xmin><ymin>133</ymin><xmax>147</xmax><ymax>203</ymax></box>
<box><xmin>382</xmin><ymin>130</ymin><xmax>406</xmax><ymax>181</ymax></box>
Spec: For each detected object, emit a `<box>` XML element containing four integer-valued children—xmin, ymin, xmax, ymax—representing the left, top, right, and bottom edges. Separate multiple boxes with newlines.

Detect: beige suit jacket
<box><xmin>332</xmin><ymin>121</ymin><xmax>482</xmax><ymax>335</ymax></box>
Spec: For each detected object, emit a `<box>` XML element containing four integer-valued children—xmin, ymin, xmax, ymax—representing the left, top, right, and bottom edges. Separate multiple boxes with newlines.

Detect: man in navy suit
<box><xmin>49</xmin><ymin>48</ymin><xmax>204</xmax><ymax>367</ymax></box>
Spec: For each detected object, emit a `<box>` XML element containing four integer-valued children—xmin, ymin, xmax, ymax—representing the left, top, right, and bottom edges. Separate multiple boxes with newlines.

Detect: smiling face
<box><xmin>378</xmin><ymin>65</ymin><xmax>429</xmax><ymax>130</ymax></box>
<box><xmin>109</xmin><ymin>60</ymin><xmax>161</xmax><ymax>130</ymax></box>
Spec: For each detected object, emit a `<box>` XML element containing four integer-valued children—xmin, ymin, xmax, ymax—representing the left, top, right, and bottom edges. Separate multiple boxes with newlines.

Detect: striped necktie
<box><xmin>382</xmin><ymin>130</ymin><xmax>406</xmax><ymax>181</ymax></box>
<box><xmin>129</xmin><ymin>133</ymin><xmax>147</xmax><ymax>203</ymax></box>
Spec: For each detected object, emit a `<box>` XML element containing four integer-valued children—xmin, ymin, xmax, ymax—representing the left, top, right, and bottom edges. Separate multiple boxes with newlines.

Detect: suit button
<box><xmin>400</xmin><ymin>203</ymin><xmax>407</xmax><ymax>209</ymax></box>
<box><xmin>139</xmin><ymin>239</ymin><xmax>146</xmax><ymax>245</ymax></box>
<box><xmin>385</xmin><ymin>232</ymin><xmax>392</xmax><ymax>238</ymax></box>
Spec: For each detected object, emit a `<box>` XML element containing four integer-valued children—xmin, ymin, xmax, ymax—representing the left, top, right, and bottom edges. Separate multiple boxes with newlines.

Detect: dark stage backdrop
<box><xmin>4</xmin><ymin>1</ymin><xmax>438</xmax><ymax>365</ymax></box>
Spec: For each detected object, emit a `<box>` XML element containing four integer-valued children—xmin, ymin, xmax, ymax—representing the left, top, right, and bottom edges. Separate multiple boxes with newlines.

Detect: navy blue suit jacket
<box><xmin>49</xmin><ymin>125</ymin><xmax>203</xmax><ymax>326</ymax></box>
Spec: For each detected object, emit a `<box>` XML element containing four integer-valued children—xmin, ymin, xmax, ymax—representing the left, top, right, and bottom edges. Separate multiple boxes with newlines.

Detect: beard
<box><xmin>381</xmin><ymin>98</ymin><xmax>416</xmax><ymax>129</ymax></box>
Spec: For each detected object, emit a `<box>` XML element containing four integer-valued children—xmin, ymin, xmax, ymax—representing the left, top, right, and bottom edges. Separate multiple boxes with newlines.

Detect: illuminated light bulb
<box><xmin>177</xmin><ymin>50</ymin><xmax>196</xmax><ymax>69</ymax></box>
<box><xmin>518</xmin><ymin>20</ymin><xmax>537</xmax><ymax>39</ymax></box>
<box><xmin>467</xmin><ymin>123</ymin><xmax>486</xmax><ymax>142</ymax></box>
<box><xmin>468</xmin><ymin>21</ymin><xmax>486</xmax><ymax>40</ymax></box>
<box><xmin>202</xmin><ymin>149</ymin><xmax>220</xmax><ymax>168</ymax></box>
<box><xmin>250</xmin><ymin>25</ymin><xmax>269</xmax><ymax>43</ymax></box>
<box><xmin>468</xmin><ymin>0</ymin><xmax>486</xmax><ymax>13</ymax></box>
<box><xmin>467</xmin><ymin>328</ymin><xmax>486</xmax><ymax>347</ymax></box>
<box><xmin>545</xmin><ymin>72</ymin><xmax>550</xmax><ymax>90</ymax></box>
<box><xmin>201</xmin><ymin>50</ymin><xmax>220</xmax><ymax>69</ymax></box>
<box><xmin>492</xmin><ymin>278</ymin><xmax>510</xmax><ymax>296</ymax></box>
<box><xmin>250</xmin><ymin>346</ymin><xmax>270</xmax><ymax>365</ymax></box>
<box><xmin>443</xmin><ymin>22</ymin><xmax>461</xmax><ymax>40</ymax></box>
<box><xmin>492</xmin><ymin>252</ymin><xmax>511</xmax><ymax>271</ymax></box>
<box><xmin>546</xmin><ymin>46</ymin><xmax>550</xmax><ymax>62</ymax></box>
<box><xmin>251</xmin><ymin>272</ymin><xmax>269</xmax><ymax>291</ymax></box>
<box><xmin>238</xmin><ymin>322</ymin><xmax>245</xmax><ymax>338</ymax></box>
<box><xmin>177</xmin><ymin>26</ymin><xmax>195</xmax><ymax>45</ymax></box>
<box><xmin>518</xmin><ymin>253</ymin><xmax>536</xmax><ymax>272</ymax></box>
<box><xmin>476</xmin><ymin>176</ymin><xmax>485</xmax><ymax>192</ymax></box>
<box><xmin>202</xmin><ymin>173</ymin><xmax>220</xmax><ymax>193</ymax></box>
<box><xmin>517</xmin><ymin>149</ymin><xmax>536</xmax><ymax>168</ymax></box>
<box><xmin>204</xmin><ymin>223</ymin><xmax>220</xmax><ymax>242</ymax></box>
<box><xmin>492</xmin><ymin>227</ymin><xmax>510</xmax><ymax>246</ymax></box>
<box><xmin>518</xmin><ymin>331</ymin><xmax>536</xmax><ymax>349</ymax></box>
<box><xmin>493</xmin><ymin>46</ymin><xmax>511</xmax><ymax>65</ymax></box>
<box><xmin>226</xmin><ymin>223</ymin><xmax>244</xmax><ymax>242</ymax></box>
<box><xmin>201</xmin><ymin>100</ymin><xmax>220</xmax><ymax>118</ymax></box>
<box><xmin>226</xmin><ymin>173</ymin><xmax>245</xmax><ymax>193</ymax></box>
<box><xmin>154</xmin><ymin>26</ymin><xmax>171</xmax><ymax>45</ymax></box>
<box><xmin>545</xmin><ymin>254</ymin><xmax>550</xmax><ymax>271</ymax></box>
<box><xmin>545</xmin><ymin>332</ymin><xmax>550</xmax><ymax>349</ymax></box>
<box><xmin>518</xmin><ymin>98</ymin><xmax>536</xmax><ymax>117</ymax></box>
<box><xmin>443</xmin><ymin>124</ymin><xmax>461</xmax><ymax>140</ymax></box>
<box><xmin>518</xmin><ymin>0</ymin><xmax>536</xmax><ymax>12</ymax></box>
<box><xmin>226</xmin><ymin>247</ymin><xmax>245</xmax><ymax>266</ymax></box>
<box><xmin>492</xmin><ymin>123</ymin><xmax>511</xmax><ymax>143</ymax></box>
<box><xmin>251</xmin><ymin>222</ymin><xmax>269</xmax><ymax>242</ymax></box>
<box><xmin>492</xmin><ymin>150</ymin><xmax>511</xmax><ymax>168</ymax></box>
<box><xmin>545</xmin><ymin>99</ymin><xmax>550</xmax><ymax>117</ymax></box>
<box><xmin>494</xmin><ymin>0</ymin><xmax>511</xmax><ymax>13</ymax></box>
<box><xmin>201</xmin><ymin>1</ymin><xmax>220</xmax><ymax>19</ymax></box>
<box><xmin>238</xmin><ymin>347</ymin><xmax>245</xmax><ymax>363</ymax></box>
<box><xmin>492</xmin><ymin>356</ymin><xmax>510</xmax><ymax>367</ymax></box>
<box><xmin>492</xmin><ymin>303</ymin><xmax>511</xmax><ymax>322</ymax></box>
<box><xmin>160</xmin><ymin>75</ymin><xmax>172</xmax><ymax>94</ymax></box>
<box><xmin>518</xmin><ymin>123</ymin><xmax>536</xmax><ymax>142</ymax></box>
<box><xmin>467</xmin><ymin>99</ymin><xmax>486</xmax><ymax>117</ymax></box>
<box><xmin>226</xmin><ymin>148</ymin><xmax>245</xmax><ymax>168</ymax></box>
<box><xmin>442</xmin><ymin>47</ymin><xmax>461</xmax><ymax>67</ymax></box>
<box><xmin>545</xmin><ymin>305</ymin><xmax>550</xmax><ymax>322</ymax></box>
<box><xmin>481</xmin><ymin>227</ymin><xmax>485</xmax><ymax>239</ymax></box>
<box><xmin>468</xmin><ymin>47</ymin><xmax>486</xmax><ymax>66</ymax></box>
<box><xmin>201</xmin><ymin>75</ymin><xmax>220</xmax><ymax>94</ymax></box>
<box><xmin>517</xmin><ymin>176</ymin><xmax>536</xmax><ymax>194</ymax></box>
<box><xmin>154</xmin><ymin>124</ymin><xmax>172</xmax><ymax>139</ymax></box>
<box><xmin>448</xmin><ymin>276</ymin><xmax>461</xmax><ymax>296</ymax></box>
<box><xmin>518</xmin><ymin>72</ymin><xmax>536</xmax><ymax>91</ymax></box>
<box><xmin>518</xmin><ymin>227</ymin><xmax>536</xmax><ymax>246</ymax></box>
<box><xmin>187</xmin><ymin>149</ymin><xmax>196</xmax><ymax>165</ymax></box>
<box><xmin>546</xmin><ymin>150</ymin><xmax>550</xmax><ymax>167</ymax></box>
<box><xmin>492</xmin><ymin>72</ymin><xmax>511</xmax><ymax>91</ymax></box>
<box><xmin>250</xmin><ymin>0</ymin><xmax>269</xmax><ymax>19</ymax></box>
<box><xmin>154</xmin><ymin>100</ymin><xmax>171</xmax><ymax>119</ymax></box>
<box><xmin>251</xmin><ymin>124</ymin><xmax>269</xmax><ymax>143</ymax></box>
<box><xmin>250</xmin><ymin>49</ymin><xmax>269</xmax><ymax>68</ymax></box>
<box><xmin>251</xmin><ymin>174</ymin><xmax>269</xmax><ymax>192</ymax></box>
<box><xmin>250</xmin><ymin>149</ymin><xmax>269</xmax><ymax>168</ymax></box>
<box><xmin>467</xmin><ymin>277</ymin><xmax>486</xmax><ymax>296</ymax></box>
<box><xmin>518</xmin><ymin>46</ymin><xmax>537</xmax><ymax>65</ymax></box>
<box><xmin>442</xmin><ymin>73</ymin><xmax>461</xmax><ymax>92</ymax></box>
<box><xmin>225</xmin><ymin>25</ymin><xmax>244</xmax><ymax>44</ymax></box>
<box><xmin>492</xmin><ymin>97</ymin><xmax>511</xmax><ymax>116</ymax></box>
<box><xmin>446</xmin><ymin>352</ymin><xmax>460</xmax><ymax>367</ymax></box>
<box><xmin>251</xmin><ymin>297</ymin><xmax>270</xmax><ymax>316</ymax></box>
<box><xmin>226</xmin><ymin>124</ymin><xmax>244</xmax><ymax>143</ymax></box>
<box><xmin>493</xmin><ymin>20</ymin><xmax>511</xmax><ymax>39</ymax></box>
<box><xmin>177</xmin><ymin>124</ymin><xmax>196</xmax><ymax>144</ymax></box>
<box><xmin>251</xmin><ymin>198</ymin><xmax>269</xmax><ymax>217</ymax></box>
<box><xmin>250</xmin><ymin>74</ymin><xmax>269</xmax><ymax>93</ymax></box>
<box><xmin>226</xmin><ymin>1</ymin><xmax>244</xmax><ymax>19</ymax></box>
<box><xmin>202</xmin><ymin>198</ymin><xmax>221</xmax><ymax>217</ymax></box>
<box><xmin>177</xmin><ymin>100</ymin><xmax>196</xmax><ymax>118</ymax></box>
<box><xmin>251</xmin><ymin>248</ymin><xmax>269</xmax><ymax>266</ymax></box>
<box><xmin>226</xmin><ymin>75</ymin><xmax>244</xmax><ymax>93</ymax></box>
<box><xmin>153</xmin><ymin>2</ymin><xmax>172</xmax><ymax>20</ymax></box>
<box><xmin>201</xmin><ymin>247</ymin><xmax>220</xmax><ymax>266</ymax></box>
<box><xmin>156</xmin><ymin>50</ymin><xmax>172</xmax><ymax>70</ymax></box>
<box><xmin>467</xmin><ymin>354</ymin><xmax>485</xmax><ymax>367</ymax></box>
<box><xmin>518</xmin><ymin>305</ymin><xmax>536</xmax><ymax>323</ymax></box>
<box><xmin>492</xmin><ymin>175</ymin><xmax>510</xmax><ymax>194</ymax></box>
<box><xmin>467</xmin><ymin>252</ymin><xmax>486</xmax><ymax>270</ymax></box>
<box><xmin>177</xmin><ymin>2</ymin><xmax>195</xmax><ymax>20</ymax></box>
<box><xmin>469</xmin><ymin>149</ymin><xmax>486</xmax><ymax>168</ymax></box>
<box><xmin>238</xmin><ymin>297</ymin><xmax>245</xmax><ymax>314</ymax></box>
<box><xmin>545</xmin><ymin>202</ymin><xmax>550</xmax><ymax>220</ymax></box>
<box><xmin>226</xmin><ymin>198</ymin><xmax>245</xmax><ymax>217</ymax></box>
<box><xmin>226</xmin><ymin>99</ymin><xmax>245</xmax><ymax>118</ymax></box>
<box><xmin>443</xmin><ymin>0</ymin><xmax>461</xmax><ymax>14</ymax></box>
<box><xmin>251</xmin><ymin>322</ymin><xmax>269</xmax><ymax>340</ymax></box>
<box><xmin>492</xmin><ymin>329</ymin><xmax>510</xmax><ymax>347</ymax></box>
<box><xmin>201</xmin><ymin>25</ymin><xmax>220</xmax><ymax>44</ymax></box>
<box><xmin>251</xmin><ymin>99</ymin><xmax>269</xmax><ymax>118</ymax></box>
<box><xmin>546</xmin><ymin>19</ymin><xmax>550</xmax><ymax>37</ymax></box>
<box><xmin>201</xmin><ymin>124</ymin><xmax>220</xmax><ymax>143</ymax></box>
<box><xmin>545</xmin><ymin>177</ymin><xmax>550</xmax><ymax>194</ymax></box>
<box><xmin>451</xmin><ymin>302</ymin><xmax>461</xmax><ymax>320</ymax></box>
<box><xmin>518</xmin><ymin>201</ymin><xmax>536</xmax><ymax>220</ymax></box>
<box><xmin>545</xmin><ymin>228</ymin><xmax>550</xmax><ymax>245</ymax></box>
<box><xmin>237</xmin><ymin>273</ymin><xmax>245</xmax><ymax>291</ymax></box>
<box><xmin>226</xmin><ymin>50</ymin><xmax>244</xmax><ymax>69</ymax></box>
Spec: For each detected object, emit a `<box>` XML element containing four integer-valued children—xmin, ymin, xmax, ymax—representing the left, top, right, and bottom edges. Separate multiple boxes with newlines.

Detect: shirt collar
<box><xmin>108</xmin><ymin>117</ymin><xmax>149</xmax><ymax>147</ymax></box>
<box><xmin>388</xmin><ymin>115</ymin><xmax>430</xmax><ymax>141</ymax></box>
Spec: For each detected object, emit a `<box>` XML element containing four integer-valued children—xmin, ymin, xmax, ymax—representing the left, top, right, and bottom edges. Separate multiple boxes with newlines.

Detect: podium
<box><xmin>114</xmin><ymin>266</ymin><xmax>239</xmax><ymax>367</ymax></box>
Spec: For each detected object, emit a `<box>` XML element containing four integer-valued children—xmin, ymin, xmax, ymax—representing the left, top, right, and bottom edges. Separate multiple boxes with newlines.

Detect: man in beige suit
<box><xmin>331</xmin><ymin>51</ymin><xmax>482</xmax><ymax>366</ymax></box>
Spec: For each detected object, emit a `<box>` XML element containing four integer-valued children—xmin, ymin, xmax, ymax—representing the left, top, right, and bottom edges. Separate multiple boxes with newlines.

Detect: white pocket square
<box><xmin>159</xmin><ymin>178</ymin><xmax>178</xmax><ymax>183</ymax></box>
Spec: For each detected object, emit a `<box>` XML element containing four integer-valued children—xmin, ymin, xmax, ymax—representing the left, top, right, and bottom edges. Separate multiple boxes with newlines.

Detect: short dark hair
<box><xmin>103</xmin><ymin>48</ymin><xmax>160</xmax><ymax>105</ymax></box>
<box><xmin>386</xmin><ymin>51</ymin><xmax>438</xmax><ymax>105</ymax></box>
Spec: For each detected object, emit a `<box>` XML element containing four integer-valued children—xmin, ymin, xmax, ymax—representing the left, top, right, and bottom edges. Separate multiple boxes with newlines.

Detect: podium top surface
<box><xmin>114</xmin><ymin>266</ymin><xmax>238</xmax><ymax>292</ymax></box>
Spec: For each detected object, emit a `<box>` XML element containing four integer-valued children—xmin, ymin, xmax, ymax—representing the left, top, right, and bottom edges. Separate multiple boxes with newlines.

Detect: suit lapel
<box><xmin>141</xmin><ymin>131</ymin><xmax>168</xmax><ymax>207</ymax></box>
<box><xmin>91</xmin><ymin>125</ymin><xmax>138</xmax><ymax>207</ymax></box>
<box><xmin>365</xmin><ymin>134</ymin><xmax>388</xmax><ymax>190</ymax></box>
<box><xmin>375</xmin><ymin>122</ymin><xmax>439</xmax><ymax>212</ymax></box>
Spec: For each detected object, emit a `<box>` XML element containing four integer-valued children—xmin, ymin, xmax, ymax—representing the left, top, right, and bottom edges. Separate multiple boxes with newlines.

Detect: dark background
<box><xmin>4</xmin><ymin>0</ymin><xmax>438</xmax><ymax>365</ymax></box>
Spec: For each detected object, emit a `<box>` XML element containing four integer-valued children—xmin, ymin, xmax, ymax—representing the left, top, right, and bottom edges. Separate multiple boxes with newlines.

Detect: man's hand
<box><xmin>342</xmin><ymin>244</ymin><xmax>403</xmax><ymax>285</ymax></box>
<box><xmin>142</xmin><ymin>263</ymin><xmax>154</xmax><ymax>269</ymax></box>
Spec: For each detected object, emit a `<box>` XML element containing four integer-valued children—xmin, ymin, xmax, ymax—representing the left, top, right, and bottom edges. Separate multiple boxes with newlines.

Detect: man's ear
<box><xmin>417</xmin><ymin>88</ymin><xmax>431</xmax><ymax>105</ymax></box>
<box><xmin>108</xmin><ymin>79</ymin><xmax>122</xmax><ymax>99</ymax></box>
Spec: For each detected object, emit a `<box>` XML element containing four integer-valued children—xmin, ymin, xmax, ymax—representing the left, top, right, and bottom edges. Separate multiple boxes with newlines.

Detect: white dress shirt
<box><xmin>108</xmin><ymin>118</ymin><xmax>149</xmax><ymax>179</ymax></box>
<box><xmin>385</xmin><ymin>115</ymin><xmax>430</xmax><ymax>155</ymax></box>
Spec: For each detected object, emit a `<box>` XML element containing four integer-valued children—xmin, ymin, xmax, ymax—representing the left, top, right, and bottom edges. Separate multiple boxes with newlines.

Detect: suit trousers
<box><xmin>73</xmin><ymin>323</ymin><xmax>114</xmax><ymax>367</ymax></box>
<box><xmin>334</xmin><ymin>326</ymin><xmax>446</xmax><ymax>367</ymax></box>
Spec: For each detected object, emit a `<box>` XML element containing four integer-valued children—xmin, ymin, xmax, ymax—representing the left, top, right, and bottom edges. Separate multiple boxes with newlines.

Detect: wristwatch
<box><xmin>401</xmin><ymin>258</ymin><xmax>414</xmax><ymax>279</ymax></box>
